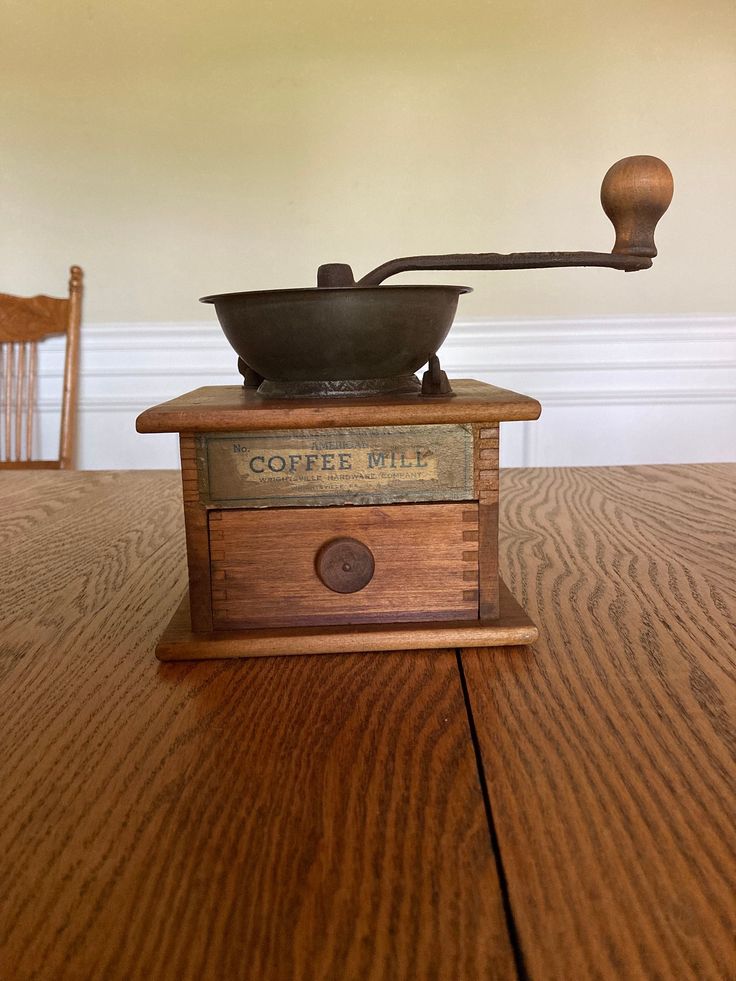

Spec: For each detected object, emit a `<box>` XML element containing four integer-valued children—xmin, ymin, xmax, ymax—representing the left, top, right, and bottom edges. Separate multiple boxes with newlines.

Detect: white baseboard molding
<box><xmin>33</xmin><ymin>315</ymin><xmax>736</xmax><ymax>469</ymax></box>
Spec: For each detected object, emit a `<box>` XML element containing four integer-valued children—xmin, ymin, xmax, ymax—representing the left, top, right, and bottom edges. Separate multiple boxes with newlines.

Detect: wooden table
<box><xmin>2</xmin><ymin>465</ymin><xmax>734</xmax><ymax>980</ymax></box>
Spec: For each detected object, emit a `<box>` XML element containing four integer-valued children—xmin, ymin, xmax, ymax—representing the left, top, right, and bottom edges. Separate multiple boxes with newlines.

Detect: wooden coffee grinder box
<box><xmin>137</xmin><ymin>156</ymin><xmax>673</xmax><ymax>659</ymax></box>
<box><xmin>137</xmin><ymin>381</ymin><xmax>541</xmax><ymax>660</ymax></box>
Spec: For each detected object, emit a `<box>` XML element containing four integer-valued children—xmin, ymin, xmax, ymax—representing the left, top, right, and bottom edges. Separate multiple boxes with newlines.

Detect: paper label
<box><xmin>198</xmin><ymin>425</ymin><xmax>473</xmax><ymax>507</ymax></box>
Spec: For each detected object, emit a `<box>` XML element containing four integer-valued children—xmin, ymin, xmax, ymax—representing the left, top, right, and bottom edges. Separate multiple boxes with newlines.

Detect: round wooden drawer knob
<box><xmin>315</xmin><ymin>537</ymin><xmax>375</xmax><ymax>593</ymax></box>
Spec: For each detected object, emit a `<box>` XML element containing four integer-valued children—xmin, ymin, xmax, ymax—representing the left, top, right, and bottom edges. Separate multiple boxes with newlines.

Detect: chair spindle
<box><xmin>26</xmin><ymin>342</ymin><xmax>37</xmax><ymax>461</ymax></box>
<box><xmin>4</xmin><ymin>343</ymin><xmax>13</xmax><ymax>462</ymax></box>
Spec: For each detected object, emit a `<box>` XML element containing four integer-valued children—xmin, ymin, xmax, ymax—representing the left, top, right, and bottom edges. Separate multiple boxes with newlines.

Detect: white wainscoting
<box><xmin>34</xmin><ymin>316</ymin><xmax>736</xmax><ymax>469</ymax></box>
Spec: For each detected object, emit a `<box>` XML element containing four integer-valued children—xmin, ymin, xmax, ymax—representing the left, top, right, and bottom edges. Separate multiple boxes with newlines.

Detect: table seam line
<box><xmin>456</xmin><ymin>648</ymin><xmax>528</xmax><ymax>981</ymax></box>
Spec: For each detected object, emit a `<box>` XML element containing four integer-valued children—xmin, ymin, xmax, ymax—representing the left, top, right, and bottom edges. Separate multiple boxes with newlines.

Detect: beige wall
<box><xmin>1</xmin><ymin>0</ymin><xmax>734</xmax><ymax>322</ymax></box>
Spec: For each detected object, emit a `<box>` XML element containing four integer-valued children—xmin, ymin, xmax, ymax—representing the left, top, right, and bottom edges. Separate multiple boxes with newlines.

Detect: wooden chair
<box><xmin>0</xmin><ymin>266</ymin><xmax>83</xmax><ymax>469</ymax></box>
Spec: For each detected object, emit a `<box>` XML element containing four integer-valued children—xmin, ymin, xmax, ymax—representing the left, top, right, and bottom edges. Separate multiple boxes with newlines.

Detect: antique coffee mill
<box><xmin>137</xmin><ymin>155</ymin><xmax>673</xmax><ymax>660</ymax></box>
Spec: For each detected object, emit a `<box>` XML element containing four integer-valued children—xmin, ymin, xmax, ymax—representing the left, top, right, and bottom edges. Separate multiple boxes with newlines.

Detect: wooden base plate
<box><xmin>155</xmin><ymin>579</ymin><xmax>537</xmax><ymax>661</ymax></box>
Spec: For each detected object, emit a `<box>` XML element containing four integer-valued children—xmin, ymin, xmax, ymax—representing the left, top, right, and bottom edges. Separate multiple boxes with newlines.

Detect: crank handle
<box><xmin>317</xmin><ymin>155</ymin><xmax>673</xmax><ymax>287</ymax></box>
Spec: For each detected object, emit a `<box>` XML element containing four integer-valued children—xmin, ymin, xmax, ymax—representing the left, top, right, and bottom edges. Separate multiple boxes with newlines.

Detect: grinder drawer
<box><xmin>209</xmin><ymin>502</ymin><xmax>479</xmax><ymax>629</ymax></box>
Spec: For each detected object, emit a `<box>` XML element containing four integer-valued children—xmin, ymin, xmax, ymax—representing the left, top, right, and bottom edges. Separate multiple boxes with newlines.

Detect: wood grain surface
<box><xmin>474</xmin><ymin>424</ymin><xmax>500</xmax><ymax>619</ymax></box>
<box><xmin>0</xmin><ymin>471</ymin><xmax>515</xmax><ymax>981</ymax></box>
<box><xmin>156</xmin><ymin>579</ymin><xmax>537</xmax><ymax>661</ymax></box>
<box><xmin>135</xmin><ymin>380</ymin><xmax>542</xmax><ymax>434</ymax></box>
<box><xmin>209</xmin><ymin>502</ymin><xmax>479</xmax><ymax>628</ymax></box>
<box><xmin>180</xmin><ymin>434</ymin><xmax>214</xmax><ymax>632</ymax></box>
<box><xmin>462</xmin><ymin>463</ymin><xmax>736</xmax><ymax>980</ymax></box>
<box><xmin>3</xmin><ymin>465</ymin><xmax>735</xmax><ymax>981</ymax></box>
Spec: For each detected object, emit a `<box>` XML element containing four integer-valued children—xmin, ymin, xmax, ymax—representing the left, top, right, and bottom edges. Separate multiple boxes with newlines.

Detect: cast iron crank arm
<box><xmin>317</xmin><ymin>155</ymin><xmax>673</xmax><ymax>288</ymax></box>
<box><xmin>353</xmin><ymin>249</ymin><xmax>650</xmax><ymax>286</ymax></box>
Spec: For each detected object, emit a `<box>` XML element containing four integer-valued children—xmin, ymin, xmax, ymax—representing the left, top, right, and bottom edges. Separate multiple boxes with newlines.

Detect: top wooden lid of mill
<box><xmin>136</xmin><ymin>380</ymin><xmax>541</xmax><ymax>434</ymax></box>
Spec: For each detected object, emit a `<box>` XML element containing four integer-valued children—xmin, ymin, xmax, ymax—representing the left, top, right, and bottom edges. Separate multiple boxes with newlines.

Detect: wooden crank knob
<box><xmin>600</xmin><ymin>155</ymin><xmax>673</xmax><ymax>258</ymax></box>
<box><xmin>316</xmin><ymin>537</ymin><xmax>375</xmax><ymax>593</ymax></box>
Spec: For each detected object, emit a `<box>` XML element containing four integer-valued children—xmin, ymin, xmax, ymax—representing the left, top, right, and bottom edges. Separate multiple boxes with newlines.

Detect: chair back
<box><xmin>0</xmin><ymin>266</ymin><xmax>83</xmax><ymax>469</ymax></box>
